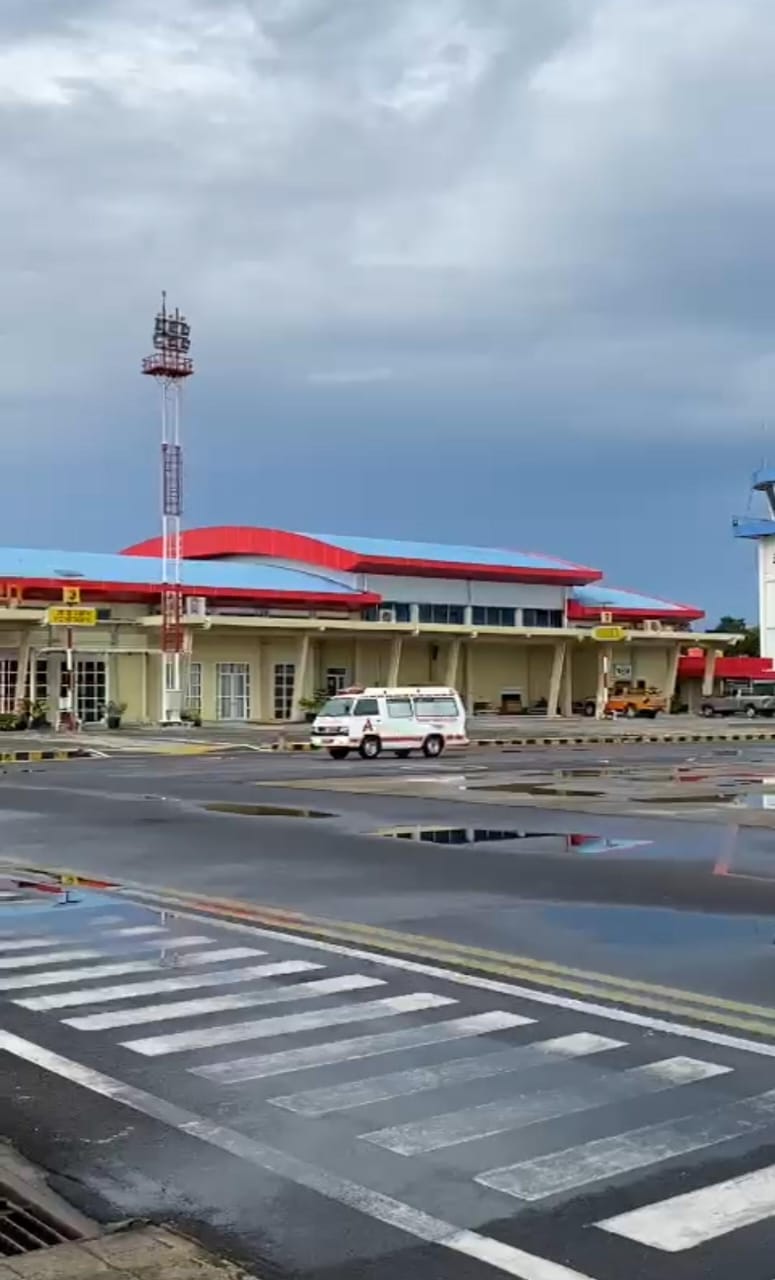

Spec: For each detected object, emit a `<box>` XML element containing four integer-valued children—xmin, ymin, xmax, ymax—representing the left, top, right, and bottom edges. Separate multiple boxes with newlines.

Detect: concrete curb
<box><xmin>0</xmin><ymin>748</ymin><xmax>91</xmax><ymax>764</ymax></box>
<box><xmin>273</xmin><ymin>730</ymin><xmax>775</xmax><ymax>752</ymax></box>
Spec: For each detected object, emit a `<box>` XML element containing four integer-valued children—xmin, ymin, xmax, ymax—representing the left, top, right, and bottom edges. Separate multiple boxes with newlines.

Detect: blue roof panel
<box><xmin>301</xmin><ymin>531</ymin><xmax>590</xmax><ymax>573</ymax></box>
<box><xmin>0</xmin><ymin>547</ymin><xmax>359</xmax><ymax>595</ymax></box>
<box><xmin>572</xmin><ymin>585</ymin><xmax>689</xmax><ymax>612</ymax></box>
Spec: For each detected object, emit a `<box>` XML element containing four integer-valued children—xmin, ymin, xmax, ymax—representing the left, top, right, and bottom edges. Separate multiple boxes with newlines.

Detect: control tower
<box><xmin>733</xmin><ymin>468</ymin><xmax>775</xmax><ymax>659</ymax></box>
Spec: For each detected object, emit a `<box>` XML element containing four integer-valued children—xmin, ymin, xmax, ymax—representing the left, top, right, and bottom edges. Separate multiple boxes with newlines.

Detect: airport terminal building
<box><xmin>0</xmin><ymin>526</ymin><xmax>728</xmax><ymax>724</ymax></box>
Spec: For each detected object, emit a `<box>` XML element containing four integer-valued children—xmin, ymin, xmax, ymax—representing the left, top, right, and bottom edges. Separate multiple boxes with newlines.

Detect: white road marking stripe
<box><xmin>0</xmin><ymin>1031</ymin><xmax>596</xmax><ymax>1280</ymax></box>
<box><xmin>0</xmin><ymin>938</ymin><xmax>73</xmax><ymax>952</ymax></box>
<box><xmin>363</xmin><ymin>1057</ymin><xmax>730</xmax><ymax>1155</ymax></box>
<box><xmin>271</xmin><ymin>1032</ymin><xmax>625</xmax><ymax>1117</ymax></box>
<box><xmin>0</xmin><ymin>948</ymin><xmax>103</xmax><ymax>970</ymax></box>
<box><xmin>109</xmin><ymin>926</ymin><xmax>169</xmax><ymax>937</ymax></box>
<box><xmin>65</xmin><ymin>974</ymin><xmax>385</xmax><ymax>1030</ymax></box>
<box><xmin>125</xmin><ymin>992</ymin><xmax>456</xmax><ymax>1057</ymax></box>
<box><xmin>479</xmin><ymin>1087</ymin><xmax>775</xmax><ymax>1201</ymax></box>
<box><xmin>17</xmin><ymin>959</ymin><xmax>314</xmax><ymax>1011</ymax></box>
<box><xmin>195</xmin><ymin>1011</ymin><xmax>534</xmax><ymax>1084</ymax></box>
<box><xmin>599</xmin><ymin>1163</ymin><xmax>775</xmax><ymax>1251</ymax></box>
<box><xmin>0</xmin><ymin>947</ymin><xmax>264</xmax><ymax>992</ymax></box>
<box><xmin>133</xmin><ymin>895</ymin><xmax>775</xmax><ymax>1060</ymax></box>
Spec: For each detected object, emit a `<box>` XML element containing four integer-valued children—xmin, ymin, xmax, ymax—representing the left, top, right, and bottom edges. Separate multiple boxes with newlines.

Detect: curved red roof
<box><xmin>123</xmin><ymin>525</ymin><xmax>601</xmax><ymax>586</ymax></box>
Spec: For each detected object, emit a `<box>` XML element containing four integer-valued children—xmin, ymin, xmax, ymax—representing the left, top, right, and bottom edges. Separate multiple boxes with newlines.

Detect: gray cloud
<box><xmin>1</xmin><ymin>0</ymin><xmax>774</xmax><ymax>449</ymax></box>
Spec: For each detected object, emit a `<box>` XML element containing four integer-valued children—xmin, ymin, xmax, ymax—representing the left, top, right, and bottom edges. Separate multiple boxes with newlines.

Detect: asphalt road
<box><xmin>3</xmin><ymin>744</ymin><xmax>775</xmax><ymax>1280</ymax></box>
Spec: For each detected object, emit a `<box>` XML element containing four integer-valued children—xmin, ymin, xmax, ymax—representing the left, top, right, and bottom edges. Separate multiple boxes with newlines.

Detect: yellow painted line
<box><xmin>10</xmin><ymin>860</ymin><xmax>775</xmax><ymax>1039</ymax></box>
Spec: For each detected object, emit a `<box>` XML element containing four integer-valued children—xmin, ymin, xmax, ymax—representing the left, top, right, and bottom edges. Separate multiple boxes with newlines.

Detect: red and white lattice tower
<box><xmin>142</xmin><ymin>293</ymin><xmax>194</xmax><ymax>723</ymax></box>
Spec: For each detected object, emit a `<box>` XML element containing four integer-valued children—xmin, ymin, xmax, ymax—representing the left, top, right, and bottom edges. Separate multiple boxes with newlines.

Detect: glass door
<box><xmin>75</xmin><ymin>659</ymin><xmax>106</xmax><ymax>723</ymax></box>
<box><xmin>216</xmin><ymin>662</ymin><xmax>250</xmax><ymax>720</ymax></box>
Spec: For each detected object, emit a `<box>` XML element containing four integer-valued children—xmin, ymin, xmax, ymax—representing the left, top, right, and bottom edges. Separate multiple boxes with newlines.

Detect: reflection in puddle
<box><xmin>203</xmin><ymin>803</ymin><xmax>332</xmax><ymax>818</ymax></box>
<box><xmin>378</xmin><ymin>827</ymin><xmax>652</xmax><ymax>854</ymax></box>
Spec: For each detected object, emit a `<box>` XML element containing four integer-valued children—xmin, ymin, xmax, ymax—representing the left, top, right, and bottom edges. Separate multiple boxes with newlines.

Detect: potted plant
<box><xmin>28</xmin><ymin>699</ymin><xmax>50</xmax><ymax>729</ymax></box>
<box><xmin>299</xmin><ymin>688</ymin><xmax>328</xmax><ymax>723</ymax></box>
<box><xmin>104</xmin><ymin>700</ymin><xmax>127</xmax><ymax>730</ymax></box>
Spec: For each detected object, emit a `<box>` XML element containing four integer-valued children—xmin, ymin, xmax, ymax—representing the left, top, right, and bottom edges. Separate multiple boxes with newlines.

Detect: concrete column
<box><xmin>546</xmin><ymin>641</ymin><xmax>567</xmax><ymax>718</ymax></box>
<box><xmin>387</xmin><ymin>637</ymin><xmax>403</xmax><ymax>685</ymax></box>
<box><xmin>702</xmin><ymin>648</ymin><xmax>719</xmax><ymax>697</ymax></box>
<box><xmin>560</xmin><ymin>642</ymin><xmax>574</xmax><ymax>717</ymax></box>
<box><xmin>664</xmin><ymin>643</ymin><xmax>681</xmax><ymax>707</ymax></box>
<box><xmin>595</xmin><ymin>645</ymin><xmax>612</xmax><ymax>719</ymax></box>
<box><xmin>13</xmin><ymin>633</ymin><xmax>31</xmax><ymax>711</ymax></box>
<box><xmin>445</xmin><ymin>638</ymin><xmax>461</xmax><ymax>688</ymax></box>
<box><xmin>291</xmin><ymin>634</ymin><xmax>311</xmax><ymax>721</ymax></box>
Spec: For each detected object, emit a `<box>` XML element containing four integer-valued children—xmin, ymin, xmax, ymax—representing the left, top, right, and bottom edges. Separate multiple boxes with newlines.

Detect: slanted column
<box><xmin>387</xmin><ymin>637</ymin><xmax>403</xmax><ymax>685</ymax></box>
<box><xmin>546</xmin><ymin>641</ymin><xmax>567</xmax><ymax>717</ymax></box>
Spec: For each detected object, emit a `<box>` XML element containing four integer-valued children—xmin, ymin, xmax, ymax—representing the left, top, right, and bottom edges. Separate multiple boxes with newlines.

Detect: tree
<box><xmin>713</xmin><ymin>616</ymin><xmax>760</xmax><ymax>657</ymax></box>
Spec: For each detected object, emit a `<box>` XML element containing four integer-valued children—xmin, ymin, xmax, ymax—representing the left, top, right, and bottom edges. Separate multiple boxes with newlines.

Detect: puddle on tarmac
<box><xmin>376</xmin><ymin>826</ymin><xmax>652</xmax><ymax>854</ymax></box>
<box><xmin>203</xmin><ymin>803</ymin><xmax>333</xmax><ymax>819</ymax></box>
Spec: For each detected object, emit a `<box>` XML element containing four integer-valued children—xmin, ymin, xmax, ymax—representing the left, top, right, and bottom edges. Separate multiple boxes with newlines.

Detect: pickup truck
<box><xmin>700</xmin><ymin>690</ymin><xmax>775</xmax><ymax>718</ymax></box>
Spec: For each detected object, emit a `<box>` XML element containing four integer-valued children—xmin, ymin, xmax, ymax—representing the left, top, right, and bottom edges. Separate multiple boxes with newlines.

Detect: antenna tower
<box><xmin>142</xmin><ymin>293</ymin><xmax>194</xmax><ymax>723</ymax></box>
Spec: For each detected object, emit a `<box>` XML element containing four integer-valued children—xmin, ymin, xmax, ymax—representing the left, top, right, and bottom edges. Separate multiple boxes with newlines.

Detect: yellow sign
<box><xmin>591</xmin><ymin>625</ymin><xmax>627</xmax><ymax>643</ymax></box>
<box><xmin>47</xmin><ymin>606</ymin><xmax>98</xmax><ymax>627</ymax></box>
<box><xmin>61</xmin><ymin>586</ymin><xmax>81</xmax><ymax>605</ymax></box>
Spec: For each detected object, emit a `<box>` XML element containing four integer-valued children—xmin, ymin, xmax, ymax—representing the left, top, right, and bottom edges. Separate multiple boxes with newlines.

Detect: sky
<box><xmin>2</xmin><ymin>0</ymin><xmax>774</xmax><ymax>625</ymax></box>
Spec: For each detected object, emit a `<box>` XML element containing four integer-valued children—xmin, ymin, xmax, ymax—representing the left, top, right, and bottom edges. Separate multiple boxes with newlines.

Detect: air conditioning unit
<box><xmin>600</xmin><ymin>610</ymin><xmax>613</xmax><ymax>625</ymax></box>
<box><xmin>184</xmin><ymin>596</ymin><xmax>207</xmax><ymax>619</ymax></box>
<box><xmin>378</xmin><ymin>607</ymin><xmax>397</xmax><ymax>623</ymax></box>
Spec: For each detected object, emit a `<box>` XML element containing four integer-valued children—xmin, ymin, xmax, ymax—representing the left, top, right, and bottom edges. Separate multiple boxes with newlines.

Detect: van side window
<box><xmin>415</xmin><ymin>696</ymin><xmax>459</xmax><ymax>717</ymax></box>
<box><xmin>353</xmin><ymin>697</ymin><xmax>380</xmax><ymax>716</ymax></box>
<box><xmin>387</xmin><ymin>697</ymin><xmax>412</xmax><ymax>718</ymax></box>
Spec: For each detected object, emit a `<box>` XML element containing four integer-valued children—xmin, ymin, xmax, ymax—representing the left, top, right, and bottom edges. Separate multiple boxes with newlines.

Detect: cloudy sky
<box><xmin>2</xmin><ymin>0</ymin><xmax>774</xmax><ymax>621</ymax></box>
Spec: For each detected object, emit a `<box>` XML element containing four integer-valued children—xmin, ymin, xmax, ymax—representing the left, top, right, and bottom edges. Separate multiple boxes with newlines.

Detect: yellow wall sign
<box><xmin>591</xmin><ymin>625</ymin><xmax>627</xmax><ymax>643</ymax></box>
<box><xmin>61</xmin><ymin>586</ymin><xmax>81</xmax><ymax>604</ymax></box>
<box><xmin>47</xmin><ymin>606</ymin><xmax>98</xmax><ymax>627</ymax></box>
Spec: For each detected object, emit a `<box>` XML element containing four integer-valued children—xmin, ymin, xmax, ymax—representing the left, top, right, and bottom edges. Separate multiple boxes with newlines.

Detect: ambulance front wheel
<box><xmin>422</xmin><ymin>734</ymin><xmax>445</xmax><ymax>758</ymax></box>
<box><xmin>328</xmin><ymin>747</ymin><xmax>350</xmax><ymax>760</ymax></box>
<box><xmin>359</xmin><ymin>736</ymin><xmax>382</xmax><ymax>760</ymax></box>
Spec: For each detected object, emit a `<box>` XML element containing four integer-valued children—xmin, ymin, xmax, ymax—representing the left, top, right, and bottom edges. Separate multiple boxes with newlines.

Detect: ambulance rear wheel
<box><xmin>359</xmin><ymin>736</ymin><xmax>382</xmax><ymax>760</ymax></box>
<box><xmin>422</xmin><ymin>734</ymin><xmax>445</xmax><ymax>758</ymax></box>
<box><xmin>394</xmin><ymin>749</ymin><xmax>411</xmax><ymax>759</ymax></box>
<box><xmin>328</xmin><ymin>747</ymin><xmax>350</xmax><ymax>760</ymax></box>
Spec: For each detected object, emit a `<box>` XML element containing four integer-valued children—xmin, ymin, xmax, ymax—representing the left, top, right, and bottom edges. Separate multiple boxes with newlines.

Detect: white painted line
<box><xmin>0</xmin><ymin>947</ymin><xmax>265</xmax><ymax>992</ymax></box>
<box><xmin>109</xmin><ymin>926</ymin><xmax>169</xmax><ymax>937</ymax></box>
<box><xmin>17</xmin><ymin>960</ymin><xmax>317</xmax><ymax>1011</ymax></box>
<box><xmin>479</xmin><ymin>1087</ymin><xmax>775</xmax><ymax>1201</ymax></box>
<box><xmin>194</xmin><ymin>1011</ymin><xmax>534</xmax><ymax>1084</ymax></box>
<box><xmin>271</xmin><ymin>1032</ymin><xmax>625</xmax><ymax>1117</ymax></box>
<box><xmin>126</xmin><ymin>893</ymin><xmax>775</xmax><ymax>1060</ymax></box>
<box><xmin>65</xmin><ymin>974</ymin><xmax>385</xmax><ymax>1030</ymax></box>
<box><xmin>0</xmin><ymin>1031</ymin><xmax>597</xmax><ymax>1280</ymax></box>
<box><xmin>0</xmin><ymin>948</ymin><xmax>103</xmax><ymax>971</ymax></box>
<box><xmin>363</xmin><ymin>1057</ymin><xmax>730</xmax><ymax>1155</ymax></box>
<box><xmin>0</xmin><ymin>938</ymin><xmax>72</xmax><ymax>952</ymax></box>
<box><xmin>125</xmin><ymin>992</ymin><xmax>456</xmax><ymax>1057</ymax></box>
<box><xmin>599</xmin><ymin>1162</ymin><xmax>775</xmax><ymax>1251</ymax></box>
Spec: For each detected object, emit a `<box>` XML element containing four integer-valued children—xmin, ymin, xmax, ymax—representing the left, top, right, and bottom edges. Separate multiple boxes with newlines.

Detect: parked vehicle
<box><xmin>700</xmin><ymin>684</ymin><xmax>775</xmax><ymax>718</ymax></box>
<box><xmin>310</xmin><ymin>685</ymin><xmax>468</xmax><ymax>759</ymax></box>
<box><xmin>582</xmin><ymin>684</ymin><xmax>667</xmax><ymax>718</ymax></box>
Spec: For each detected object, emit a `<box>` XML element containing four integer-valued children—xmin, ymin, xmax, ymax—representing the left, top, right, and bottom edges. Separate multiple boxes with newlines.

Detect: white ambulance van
<box><xmin>310</xmin><ymin>686</ymin><xmax>468</xmax><ymax>760</ymax></box>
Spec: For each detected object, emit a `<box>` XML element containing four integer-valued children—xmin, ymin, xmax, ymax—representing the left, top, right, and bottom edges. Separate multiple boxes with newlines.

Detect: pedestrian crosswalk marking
<box><xmin>64</xmin><ymin>974</ymin><xmax>386</xmax><ymax>1030</ymax></box>
<box><xmin>270</xmin><ymin>1032</ymin><xmax>625</xmax><ymax>1117</ymax></box>
<box><xmin>598</xmin><ymin>1161</ymin><xmax>775</xmax><ymax>1250</ymax></box>
<box><xmin>0</xmin><ymin>947</ymin><xmax>265</xmax><ymax>991</ymax></box>
<box><xmin>17</xmin><ymin>958</ymin><xmax>310</xmax><ymax>1011</ymax></box>
<box><xmin>194</xmin><ymin>1011</ymin><xmax>534</xmax><ymax>1084</ymax></box>
<box><xmin>478</xmin><ymin>1086</ymin><xmax>775</xmax><ymax>1201</ymax></box>
<box><xmin>125</xmin><ymin>992</ymin><xmax>456</xmax><ymax>1057</ymax></box>
<box><xmin>363</xmin><ymin>1057</ymin><xmax>730</xmax><ymax>1155</ymax></box>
